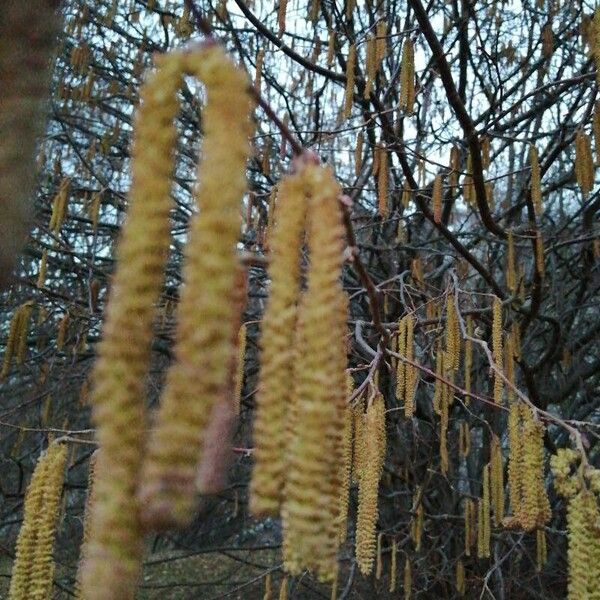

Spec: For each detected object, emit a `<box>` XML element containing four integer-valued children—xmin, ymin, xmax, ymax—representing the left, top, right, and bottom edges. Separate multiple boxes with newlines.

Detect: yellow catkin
<box><xmin>1</xmin><ymin>305</ymin><xmax>23</xmax><ymax>379</ymax></box>
<box><xmin>520</xmin><ymin>407</ymin><xmax>551</xmax><ymax>531</ymax></box>
<box><xmin>75</xmin><ymin>450</ymin><xmax>98</xmax><ymax>600</ymax></box>
<box><xmin>432</xmin><ymin>174</ymin><xmax>443</xmax><ymax>224</ymax></box>
<box><xmin>378</xmin><ymin>144</ymin><xmax>388</xmax><ymax>217</ymax></box>
<box><xmin>138</xmin><ymin>46</ymin><xmax>254</xmax><ymax>530</ymax></box>
<box><xmin>403</xmin><ymin>314</ymin><xmax>417</xmax><ymax>417</ymax></box>
<box><xmin>355</xmin><ymin>395</ymin><xmax>386</xmax><ymax>575</ymax></box>
<box><xmin>56</xmin><ymin>312</ymin><xmax>69</xmax><ymax>352</ymax></box>
<box><xmin>411</xmin><ymin>497</ymin><xmax>424</xmax><ymax>552</ymax></box>
<box><xmin>249</xmin><ymin>170</ymin><xmax>306</xmax><ymax>517</ymax></box>
<box><xmin>282</xmin><ymin>162</ymin><xmax>347</xmax><ymax>583</ymax></box>
<box><xmin>337</xmin><ymin>403</ymin><xmax>353</xmax><ymax>543</ymax></box>
<box><xmin>404</xmin><ymin>557</ymin><xmax>412</xmax><ymax>600</ymax></box>
<box><xmin>402</xmin><ymin>180</ymin><xmax>412</xmax><ymax>208</ymax></box>
<box><xmin>351</xmin><ymin>401</ymin><xmax>365</xmax><ymax>484</ymax></box>
<box><xmin>445</xmin><ymin>294</ymin><xmax>460</xmax><ymax>372</ymax></box>
<box><xmin>456</xmin><ymin>559</ymin><xmax>466</xmax><ymax>595</ymax></box>
<box><xmin>255</xmin><ymin>48</ymin><xmax>264</xmax><ymax>91</ymax></box>
<box><xmin>81</xmin><ymin>49</ymin><xmax>183</xmax><ymax>598</ymax></box>
<box><xmin>463</xmin><ymin>152</ymin><xmax>474</xmax><ymax>206</ymax></box>
<box><xmin>327</xmin><ymin>29</ymin><xmax>335</xmax><ymax>67</ymax></box>
<box><xmin>490</xmin><ymin>434</ymin><xmax>505</xmax><ymax>526</ymax></box>
<box><xmin>535</xmin><ymin>229</ymin><xmax>545</xmax><ymax>278</ymax></box>
<box><xmin>389</xmin><ymin>540</ymin><xmax>397</xmax><ymax>592</ymax></box>
<box><xmin>263</xmin><ymin>573</ymin><xmax>272</xmax><ymax>600</ymax></box>
<box><xmin>566</xmin><ymin>489</ymin><xmax>600</xmax><ymax>598</ymax></box>
<box><xmin>343</xmin><ymin>44</ymin><xmax>356</xmax><ymax>120</ymax></box>
<box><xmin>593</xmin><ymin>102</ymin><xmax>600</xmax><ymax>165</ymax></box>
<box><xmin>575</xmin><ymin>129</ymin><xmax>595</xmax><ymax>197</ymax></box>
<box><xmin>481</xmin><ymin>136</ymin><xmax>491</xmax><ymax>170</ymax></box>
<box><xmin>37</xmin><ymin>250</ymin><xmax>48</xmax><ymax>289</ymax></box>
<box><xmin>9</xmin><ymin>443</ymin><xmax>67</xmax><ymax>600</ymax></box>
<box><xmin>433</xmin><ymin>343</ymin><xmax>443</xmax><ymax>415</ymax></box>
<box><xmin>529</xmin><ymin>144</ymin><xmax>543</xmax><ymax>216</ymax></box>
<box><xmin>364</xmin><ymin>35</ymin><xmax>377</xmax><ymax>98</ymax></box>
<box><xmin>376</xmin><ymin>21</ymin><xmax>387</xmax><ymax>68</ymax></box>
<box><xmin>400</xmin><ymin>39</ymin><xmax>415</xmax><ymax>114</ymax></box>
<box><xmin>506</xmin><ymin>230</ymin><xmax>516</xmax><ymax>294</ymax></box>
<box><xmin>375</xmin><ymin>532</ymin><xmax>383</xmax><ymax>579</ymax></box>
<box><xmin>477</xmin><ymin>464</ymin><xmax>491</xmax><ymax>559</ymax></box>
<box><xmin>15</xmin><ymin>302</ymin><xmax>32</xmax><ymax>366</ymax></box>
<box><xmin>355</xmin><ymin>131</ymin><xmax>363</xmax><ymax>174</ymax></box>
<box><xmin>234</xmin><ymin>323</ymin><xmax>247</xmax><ymax>412</ymax></box>
<box><xmin>536</xmin><ymin>528</ymin><xmax>547</xmax><ymax>572</ymax></box>
<box><xmin>594</xmin><ymin>8</ymin><xmax>600</xmax><ymax>81</ymax></box>
<box><xmin>492</xmin><ymin>296</ymin><xmax>503</xmax><ymax>404</ymax></box>
<box><xmin>507</xmin><ymin>401</ymin><xmax>522</xmax><ymax>522</ymax></box>
<box><xmin>277</xmin><ymin>0</ymin><xmax>287</xmax><ymax>36</ymax></box>
<box><xmin>278</xmin><ymin>576</ymin><xmax>288</xmax><ymax>600</ymax></box>
<box><xmin>396</xmin><ymin>317</ymin><xmax>407</xmax><ymax>405</ymax></box>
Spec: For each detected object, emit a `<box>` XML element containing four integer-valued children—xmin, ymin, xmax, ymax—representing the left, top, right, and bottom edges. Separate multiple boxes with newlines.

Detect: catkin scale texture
<box><xmin>355</xmin><ymin>395</ymin><xmax>386</xmax><ymax>575</ymax></box>
<box><xmin>9</xmin><ymin>443</ymin><xmax>66</xmax><ymax>600</ymax></box>
<box><xmin>282</xmin><ymin>163</ymin><xmax>347</xmax><ymax>582</ymax></box>
<box><xmin>250</xmin><ymin>171</ymin><xmax>308</xmax><ymax>517</ymax></box>
<box><xmin>139</xmin><ymin>46</ymin><xmax>254</xmax><ymax>530</ymax></box>
<box><xmin>81</xmin><ymin>54</ymin><xmax>182</xmax><ymax>600</ymax></box>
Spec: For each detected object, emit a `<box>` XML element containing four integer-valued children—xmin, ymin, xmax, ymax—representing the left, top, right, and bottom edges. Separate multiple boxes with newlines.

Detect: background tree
<box><xmin>0</xmin><ymin>0</ymin><xmax>599</xmax><ymax>598</ymax></box>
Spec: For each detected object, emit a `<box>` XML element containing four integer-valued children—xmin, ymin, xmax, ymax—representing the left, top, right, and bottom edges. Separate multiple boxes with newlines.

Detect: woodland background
<box><xmin>0</xmin><ymin>0</ymin><xmax>599</xmax><ymax>598</ymax></box>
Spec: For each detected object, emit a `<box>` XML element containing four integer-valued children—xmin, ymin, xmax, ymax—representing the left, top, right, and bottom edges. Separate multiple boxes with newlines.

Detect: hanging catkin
<box><xmin>492</xmin><ymin>296</ymin><xmax>503</xmax><ymax>404</ymax></box>
<box><xmin>75</xmin><ymin>450</ymin><xmax>98</xmax><ymax>600</ymax></box>
<box><xmin>138</xmin><ymin>46</ymin><xmax>253</xmax><ymax>530</ymax></box>
<box><xmin>506</xmin><ymin>401</ymin><xmax>522</xmax><ymax>524</ymax></box>
<box><xmin>400</xmin><ymin>39</ymin><xmax>415</xmax><ymax>114</ymax></box>
<box><xmin>343</xmin><ymin>44</ymin><xmax>356</xmax><ymax>120</ymax></box>
<box><xmin>490</xmin><ymin>434</ymin><xmax>505</xmax><ymax>526</ymax></box>
<box><xmin>81</xmin><ymin>52</ymin><xmax>183</xmax><ymax>600</ymax></box>
<box><xmin>445</xmin><ymin>293</ymin><xmax>460</xmax><ymax>372</ymax></box>
<box><xmin>456</xmin><ymin>559</ymin><xmax>466</xmax><ymax>595</ymax></box>
<box><xmin>506</xmin><ymin>230</ymin><xmax>516</xmax><ymax>293</ymax></box>
<box><xmin>234</xmin><ymin>323</ymin><xmax>247</xmax><ymax>412</ymax></box>
<box><xmin>355</xmin><ymin>394</ymin><xmax>386</xmax><ymax>575</ymax></box>
<box><xmin>8</xmin><ymin>442</ymin><xmax>66</xmax><ymax>600</ymax></box>
<box><xmin>477</xmin><ymin>464</ymin><xmax>491</xmax><ymax>559</ymax></box>
<box><xmin>281</xmin><ymin>160</ymin><xmax>347</xmax><ymax>583</ymax></box>
<box><xmin>432</xmin><ymin>174</ymin><xmax>443</xmax><ymax>224</ymax></box>
<box><xmin>278</xmin><ymin>0</ymin><xmax>287</xmax><ymax>37</ymax></box>
<box><xmin>395</xmin><ymin>317</ymin><xmax>407</xmax><ymax>406</ymax></box>
<box><xmin>520</xmin><ymin>407</ymin><xmax>551</xmax><ymax>531</ymax></box>
<box><xmin>378</xmin><ymin>144</ymin><xmax>388</xmax><ymax>217</ymax></box>
<box><xmin>337</xmin><ymin>393</ymin><xmax>354</xmax><ymax>543</ymax></box>
<box><xmin>593</xmin><ymin>101</ymin><xmax>600</xmax><ymax>165</ymax></box>
<box><xmin>364</xmin><ymin>35</ymin><xmax>377</xmax><ymax>98</ymax></box>
<box><xmin>389</xmin><ymin>540</ymin><xmax>397</xmax><ymax>592</ymax></box>
<box><xmin>464</xmin><ymin>315</ymin><xmax>473</xmax><ymax>404</ymax></box>
<box><xmin>529</xmin><ymin>144</ymin><xmax>543</xmax><ymax>216</ymax></box>
<box><xmin>575</xmin><ymin>129</ymin><xmax>594</xmax><ymax>198</ymax></box>
<box><xmin>404</xmin><ymin>557</ymin><xmax>412</xmax><ymax>600</ymax></box>
<box><xmin>250</xmin><ymin>167</ymin><xmax>307</xmax><ymax>516</ymax></box>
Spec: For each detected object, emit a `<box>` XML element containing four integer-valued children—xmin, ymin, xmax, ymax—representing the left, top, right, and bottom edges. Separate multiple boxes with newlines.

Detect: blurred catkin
<box><xmin>282</xmin><ymin>161</ymin><xmax>347</xmax><ymax>582</ymax></box>
<box><xmin>138</xmin><ymin>46</ymin><xmax>254</xmax><ymax>530</ymax></box>
<box><xmin>400</xmin><ymin>39</ymin><xmax>415</xmax><ymax>114</ymax></box>
<box><xmin>81</xmin><ymin>51</ymin><xmax>182</xmax><ymax>600</ymax></box>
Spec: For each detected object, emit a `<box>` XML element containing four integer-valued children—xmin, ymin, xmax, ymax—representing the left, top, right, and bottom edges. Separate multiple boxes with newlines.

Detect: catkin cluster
<box><xmin>82</xmin><ymin>44</ymin><xmax>254</xmax><ymax>598</ymax></box>
<box><xmin>280</xmin><ymin>160</ymin><xmax>348</xmax><ymax>582</ymax></box>
<box><xmin>9</xmin><ymin>443</ymin><xmax>67</xmax><ymax>600</ymax></box>
<box><xmin>250</xmin><ymin>169</ymin><xmax>309</xmax><ymax>516</ymax></box>
<box><xmin>355</xmin><ymin>394</ymin><xmax>387</xmax><ymax>575</ymax></box>
<box><xmin>396</xmin><ymin>314</ymin><xmax>417</xmax><ymax>417</ymax></box>
<box><xmin>138</xmin><ymin>46</ymin><xmax>254</xmax><ymax>529</ymax></box>
<box><xmin>1</xmin><ymin>301</ymin><xmax>33</xmax><ymax>379</ymax></box>
<box><xmin>551</xmin><ymin>449</ymin><xmax>600</xmax><ymax>598</ymax></box>
<box><xmin>492</xmin><ymin>296</ymin><xmax>503</xmax><ymax>404</ymax></box>
<box><xmin>505</xmin><ymin>404</ymin><xmax>551</xmax><ymax>531</ymax></box>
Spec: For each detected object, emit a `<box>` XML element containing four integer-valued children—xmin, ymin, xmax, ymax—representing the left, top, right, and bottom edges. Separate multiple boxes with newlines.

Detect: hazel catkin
<box><xmin>138</xmin><ymin>45</ymin><xmax>254</xmax><ymax>530</ymax></box>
